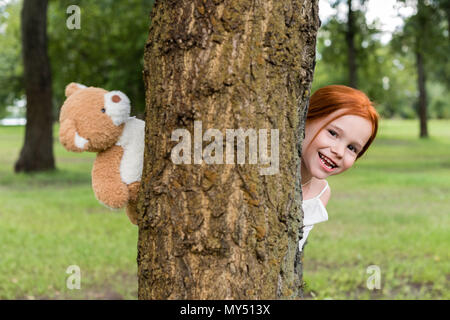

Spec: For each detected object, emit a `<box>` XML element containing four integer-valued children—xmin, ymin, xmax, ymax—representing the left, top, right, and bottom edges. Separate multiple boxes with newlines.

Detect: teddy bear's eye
<box><xmin>101</xmin><ymin>108</ymin><xmax>106</xmax><ymax>113</ymax></box>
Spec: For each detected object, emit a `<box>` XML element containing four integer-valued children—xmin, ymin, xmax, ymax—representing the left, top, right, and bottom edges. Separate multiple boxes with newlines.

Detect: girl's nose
<box><xmin>330</xmin><ymin>142</ymin><xmax>345</xmax><ymax>158</ymax></box>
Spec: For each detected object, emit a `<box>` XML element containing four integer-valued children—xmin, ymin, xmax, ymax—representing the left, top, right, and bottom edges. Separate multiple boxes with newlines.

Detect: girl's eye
<box><xmin>348</xmin><ymin>145</ymin><xmax>358</xmax><ymax>153</ymax></box>
<box><xmin>101</xmin><ymin>108</ymin><xmax>106</xmax><ymax>113</ymax></box>
<box><xmin>328</xmin><ymin>129</ymin><xmax>337</xmax><ymax>137</ymax></box>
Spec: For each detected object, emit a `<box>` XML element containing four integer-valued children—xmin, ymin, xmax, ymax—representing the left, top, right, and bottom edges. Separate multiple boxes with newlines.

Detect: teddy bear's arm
<box><xmin>59</xmin><ymin>119</ymin><xmax>89</xmax><ymax>152</ymax></box>
<box><xmin>92</xmin><ymin>145</ymin><xmax>130</xmax><ymax>209</ymax></box>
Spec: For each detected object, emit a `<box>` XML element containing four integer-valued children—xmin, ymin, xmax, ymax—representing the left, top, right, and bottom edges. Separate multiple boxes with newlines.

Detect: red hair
<box><xmin>307</xmin><ymin>85</ymin><xmax>379</xmax><ymax>159</ymax></box>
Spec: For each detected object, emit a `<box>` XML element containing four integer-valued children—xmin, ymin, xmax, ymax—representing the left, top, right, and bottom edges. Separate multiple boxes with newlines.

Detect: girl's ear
<box><xmin>65</xmin><ymin>82</ymin><xmax>87</xmax><ymax>97</ymax></box>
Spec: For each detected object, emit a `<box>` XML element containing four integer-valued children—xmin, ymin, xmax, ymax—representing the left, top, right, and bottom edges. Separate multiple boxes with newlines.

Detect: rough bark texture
<box><xmin>15</xmin><ymin>0</ymin><xmax>55</xmax><ymax>173</ymax></box>
<box><xmin>138</xmin><ymin>0</ymin><xmax>319</xmax><ymax>299</ymax></box>
<box><xmin>346</xmin><ymin>0</ymin><xmax>357</xmax><ymax>88</ymax></box>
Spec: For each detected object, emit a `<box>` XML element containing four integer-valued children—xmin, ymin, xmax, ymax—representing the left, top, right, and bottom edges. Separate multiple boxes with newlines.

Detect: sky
<box><xmin>0</xmin><ymin>0</ymin><xmax>14</xmax><ymax>7</ymax></box>
<box><xmin>319</xmin><ymin>0</ymin><xmax>415</xmax><ymax>43</ymax></box>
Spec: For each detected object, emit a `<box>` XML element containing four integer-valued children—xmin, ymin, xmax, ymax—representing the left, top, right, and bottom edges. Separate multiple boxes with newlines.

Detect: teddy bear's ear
<box><xmin>65</xmin><ymin>82</ymin><xmax>87</xmax><ymax>98</ymax></box>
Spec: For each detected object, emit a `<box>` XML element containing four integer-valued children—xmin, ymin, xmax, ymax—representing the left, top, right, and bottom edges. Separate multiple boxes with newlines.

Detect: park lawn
<box><xmin>0</xmin><ymin>119</ymin><xmax>449</xmax><ymax>299</ymax></box>
<box><xmin>0</xmin><ymin>125</ymin><xmax>138</xmax><ymax>299</ymax></box>
<box><xmin>302</xmin><ymin>119</ymin><xmax>450</xmax><ymax>299</ymax></box>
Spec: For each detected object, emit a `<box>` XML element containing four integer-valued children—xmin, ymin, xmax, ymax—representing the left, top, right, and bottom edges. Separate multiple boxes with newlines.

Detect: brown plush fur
<box><xmin>127</xmin><ymin>181</ymin><xmax>140</xmax><ymax>203</ymax></box>
<box><xmin>59</xmin><ymin>119</ymin><xmax>83</xmax><ymax>152</ymax></box>
<box><xmin>126</xmin><ymin>200</ymin><xmax>138</xmax><ymax>225</ymax></box>
<box><xmin>125</xmin><ymin>182</ymin><xmax>140</xmax><ymax>224</ymax></box>
<box><xmin>60</xmin><ymin>87</ymin><xmax>124</xmax><ymax>152</ymax></box>
<box><xmin>92</xmin><ymin>145</ymin><xmax>129</xmax><ymax>208</ymax></box>
<box><xmin>59</xmin><ymin>83</ymin><xmax>139</xmax><ymax>225</ymax></box>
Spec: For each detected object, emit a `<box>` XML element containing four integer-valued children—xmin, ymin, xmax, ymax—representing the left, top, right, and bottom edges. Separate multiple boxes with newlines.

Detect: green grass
<box><xmin>302</xmin><ymin>119</ymin><xmax>450</xmax><ymax>300</ymax></box>
<box><xmin>0</xmin><ymin>125</ymin><xmax>138</xmax><ymax>299</ymax></box>
<box><xmin>0</xmin><ymin>120</ymin><xmax>449</xmax><ymax>300</ymax></box>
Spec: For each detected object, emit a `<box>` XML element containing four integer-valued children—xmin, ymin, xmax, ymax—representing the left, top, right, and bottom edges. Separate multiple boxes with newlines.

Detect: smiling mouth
<box><xmin>318</xmin><ymin>152</ymin><xmax>338</xmax><ymax>170</ymax></box>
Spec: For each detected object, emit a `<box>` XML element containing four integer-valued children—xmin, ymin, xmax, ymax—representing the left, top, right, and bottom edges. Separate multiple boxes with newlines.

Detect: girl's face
<box><xmin>302</xmin><ymin>112</ymin><xmax>373</xmax><ymax>180</ymax></box>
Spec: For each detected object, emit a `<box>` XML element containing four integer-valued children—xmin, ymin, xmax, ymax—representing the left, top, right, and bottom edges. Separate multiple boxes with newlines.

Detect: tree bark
<box><xmin>346</xmin><ymin>0</ymin><xmax>357</xmax><ymax>88</ymax></box>
<box><xmin>138</xmin><ymin>0</ymin><xmax>319</xmax><ymax>299</ymax></box>
<box><xmin>15</xmin><ymin>0</ymin><xmax>55</xmax><ymax>173</ymax></box>
<box><xmin>416</xmin><ymin>51</ymin><xmax>428</xmax><ymax>138</ymax></box>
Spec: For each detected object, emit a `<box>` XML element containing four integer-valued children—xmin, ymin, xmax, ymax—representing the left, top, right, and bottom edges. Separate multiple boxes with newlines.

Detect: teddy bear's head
<box><xmin>59</xmin><ymin>83</ymin><xmax>131</xmax><ymax>152</ymax></box>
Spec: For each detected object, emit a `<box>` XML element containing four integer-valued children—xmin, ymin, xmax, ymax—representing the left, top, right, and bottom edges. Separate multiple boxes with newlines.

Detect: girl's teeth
<box><xmin>321</xmin><ymin>158</ymin><xmax>332</xmax><ymax>169</ymax></box>
<box><xmin>319</xmin><ymin>153</ymin><xmax>335</xmax><ymax>169</ymax></box>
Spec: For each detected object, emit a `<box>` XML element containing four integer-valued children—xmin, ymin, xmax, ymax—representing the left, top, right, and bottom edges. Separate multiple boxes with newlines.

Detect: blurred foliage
<box><xmin>313</xmin><ymin>8</ymin><xmax>418</xmax><ymax>118</ymax></box>
<box><xmin>0</xmin><ymin>0</ymin><xmax>154</xmax><ymax>118</ymax></box>
<box><xmin>313</xmin><ymin>0</ymin><xmax>449</xmax><ymax>119</ymax></box>
<box><xmin>0</xmin><ymin>0</ymin><xmax>23</xmax><ymax>118</ymax></box>
<box><xmin>390</xmin><ymin>0</ymin><xmax>450</xmax><ymax>118</ymax></box>
<box><xmin>0</xmin><ymin>0</ymin><xmax>448</xmax><ymax>120</ymax></box>
<box><xmin>48</xmin><ymin>0</ymin><xmax>155</xmax><ymax>117</ymax></box>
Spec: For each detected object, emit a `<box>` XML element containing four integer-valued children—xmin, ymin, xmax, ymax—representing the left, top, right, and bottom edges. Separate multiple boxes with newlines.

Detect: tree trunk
<box><xmin>346</xmin><ymin>0</ymin><xmax>358</xmax><ymax>88</ymax></box>
<box><xmin>15</xmin><ymin>0</ymin><xmax>55</xmax><ymax>173</ymax></box>
<box><xmin>138</xmin><ymin>0</ymin><xmax>319</xmax><ymax>299</ymax></box>
<box><xmin>415</xmin><ymin>0</ymin><xmax>428</xmax><ymax>138</ymax></box>
<box><xmin>416</xmin><ymin>51</ymin><xmax>428</xmax><ymax>138</ymax></box>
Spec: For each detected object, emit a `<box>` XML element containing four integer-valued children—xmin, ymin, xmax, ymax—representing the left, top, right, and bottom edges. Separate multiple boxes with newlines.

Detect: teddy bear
<box><xmin>59</xmin><ymin>82</ymin><xmax>145</xmax><ymax>225</ymax></box>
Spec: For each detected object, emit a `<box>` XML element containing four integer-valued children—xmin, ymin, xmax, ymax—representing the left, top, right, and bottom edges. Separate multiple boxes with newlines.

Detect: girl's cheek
<box><xmin>300</xmin><ymin>145</ymin><xmax>309</xmax><ymax>158</ymax></box>
<box><xmin>316</xmin><ymin>132</ymin><xmax>328</xmax><ymax>145</ymax></box>
<box><xmin>345</xmin><ymin>157</ymin><xmax>356</xmax><ymax>170</ymax></box>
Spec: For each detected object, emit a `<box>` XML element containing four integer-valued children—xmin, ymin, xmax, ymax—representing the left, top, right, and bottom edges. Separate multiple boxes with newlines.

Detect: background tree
<box><xmin>326</xmin><ymin>0</ymin><xmax>370</xmax><ymax>88</ymax></box>
<box><xmin>314</xmin><ymin>0</ymin><xmax>449</xmax><ymax>120</ymax></box>
<box><xmin>14</xmin><ymin>0</ymin><xmax>55</xmax><ymax>172</ymax></box>
<box><xmin>346</xmin><ymin>0</ymin><xmax>358</xmax><ymax>87</ymax></box>
<box><xmin>137</xmin><ymin>0</ymin><xmax>320</xmax><ymax>299</ymax></box>
<box><xmin>314</xmin><ymin>1</ymin><xmax>392</xmax><ymax>109</ymax></box>
<box><xmin>0</xmin><ymin>0</ymin><xmax>154</xmax><ymax>120</ymax></box>
<box><xmin>392</xmin><ymin>0</ymin><xmax>448</xmax><ymax>137</ymax></box>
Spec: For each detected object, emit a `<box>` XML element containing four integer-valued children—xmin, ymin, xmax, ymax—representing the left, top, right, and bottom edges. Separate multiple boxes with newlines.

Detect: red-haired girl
<box><xmin>299</xmin><ymin>85</ymin><xmax>379</xmax><ymax>251</ymax></box>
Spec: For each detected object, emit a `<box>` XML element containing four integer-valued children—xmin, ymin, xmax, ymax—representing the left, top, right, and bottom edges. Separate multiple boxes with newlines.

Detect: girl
<box><xmin>299</xmin><ymin>85</ymin><xmax>379</xmax><ymax>251</ymax></box>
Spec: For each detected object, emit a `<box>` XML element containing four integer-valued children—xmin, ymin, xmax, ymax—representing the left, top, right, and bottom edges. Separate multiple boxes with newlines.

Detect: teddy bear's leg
<box><xmin>92</xmin><ymin>146</ymin><xmax>129</xmax><ymax>209</ymax></box>
<box><xmin>126</xmin><ymin>201</ymin><xmax>138</xmax><ymax>225</ymax></box>
<box><xmin>127</xmin><ymin>181</ymin><xmax>140</xmax><ymax>202</ymax></box>
<box><xmin>125</xmin><ymin>182</ymin><xmax>140</xmax><ymax>225</ymax></box>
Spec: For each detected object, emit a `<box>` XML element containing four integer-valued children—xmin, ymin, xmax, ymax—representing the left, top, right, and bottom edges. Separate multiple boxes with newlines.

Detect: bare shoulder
<box><xmin>320</xmin><ymin>180</ymin><xmax>331</xmax><ymax>207</ymax></box>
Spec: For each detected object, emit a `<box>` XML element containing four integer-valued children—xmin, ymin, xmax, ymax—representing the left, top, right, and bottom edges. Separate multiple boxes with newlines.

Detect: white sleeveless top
<box><xmin>298</xmin><ymin>181</ymin><xmax>329</xmax><ymax>252</ymax></box>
